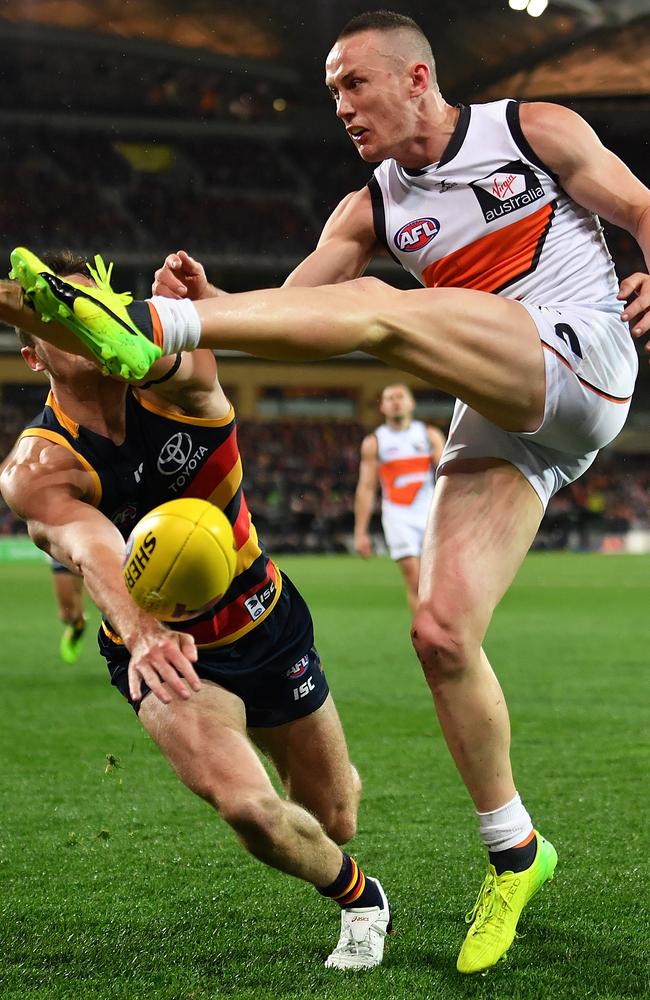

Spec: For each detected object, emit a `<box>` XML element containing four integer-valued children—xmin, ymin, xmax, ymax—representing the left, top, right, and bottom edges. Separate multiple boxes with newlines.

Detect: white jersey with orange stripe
<box><xmin>369</xmin><ymin>100</ymin><xmax>620</xmax><ymax>311</ymax></box>
<box><xmin>375</xmin><ymin>420</ymin><xmax>435</xmax><ymax>516</ymax></box>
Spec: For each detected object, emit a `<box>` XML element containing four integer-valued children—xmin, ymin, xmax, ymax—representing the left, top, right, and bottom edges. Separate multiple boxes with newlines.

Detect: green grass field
<box><xmin>0</xmin><ymin>553</ymin><xmax>648</xmax><ymax>1000</ymax></box>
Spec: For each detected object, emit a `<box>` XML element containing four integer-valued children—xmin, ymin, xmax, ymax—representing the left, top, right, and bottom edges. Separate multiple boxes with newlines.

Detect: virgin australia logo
<box><xmin>157</xmin><ymin>432</ymin><xmax>193</xmax><ymax>475</ymax></box>
<box><xmin>470</xmin><ymin>160</ymin><xmax>543</xmax><ymax>223</ymax></box>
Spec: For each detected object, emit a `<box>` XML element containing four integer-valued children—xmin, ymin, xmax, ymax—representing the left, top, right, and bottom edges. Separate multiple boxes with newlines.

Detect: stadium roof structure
<box><xmin>480</xmin><ymin>11</ymin><xmax>650</xmax><ymax>100</ymax></box>
<box><xmin>2</xmin><ymin>0</ymin><xmax>649</xmax><ymax>103</ymax></box>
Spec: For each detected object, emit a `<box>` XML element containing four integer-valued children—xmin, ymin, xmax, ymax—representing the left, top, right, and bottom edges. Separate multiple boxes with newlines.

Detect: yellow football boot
<box><xmin>457</xmin><ymin>832</ymin><xmax>557</xmax><ymax>974</ymax></box>
<box><xmin>10</xmin><ymin>247</ymin><xmax>160</xmax><ymax>381</ymax></box>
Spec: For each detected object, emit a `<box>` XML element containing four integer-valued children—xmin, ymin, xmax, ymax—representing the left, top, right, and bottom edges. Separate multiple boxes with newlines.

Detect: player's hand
<box><xmin>127</xmin><ymin>627</ymin><xmax>200</xmax><ymax>705</ymax></box>
<box><xmin>619</xmin><ymin>272</ymin><xmax>650</xmax><ymax>340</ymax></box>
<box><xmin>151</xmin><ymin>250</ymin><xmax>216</xmax><ymax>301</ymax></box>
<box><xmin>354</xmin><ymin>533</ymin><xmax>373</xmax><ymax>559</ymax></box>
<box><xmin>0</xmin><ymin>278</ymin><xmax>25</xmax><ymax>317</ymax></box>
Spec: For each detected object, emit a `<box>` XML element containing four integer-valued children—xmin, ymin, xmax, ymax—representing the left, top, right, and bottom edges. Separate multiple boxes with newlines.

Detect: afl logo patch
<box><xmin>394</xmin><ymin>217</ymin><xmax>440</xmax><ymax>252</ymax></box>
<box><xmin>286</xmin><ymin>654</ymin><xmax>310</xmax><ymax>679</ymax></box>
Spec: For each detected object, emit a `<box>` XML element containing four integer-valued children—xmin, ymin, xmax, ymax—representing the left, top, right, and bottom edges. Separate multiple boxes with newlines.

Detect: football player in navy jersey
<box><xmin>0</xmin><ymin>250</ymin><xmax>391</xmax><ymax>972</ymax></box>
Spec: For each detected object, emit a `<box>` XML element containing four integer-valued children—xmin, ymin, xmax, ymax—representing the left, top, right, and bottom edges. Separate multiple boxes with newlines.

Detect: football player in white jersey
<box><xmin>7</xmin><ymin>8</ymin><xmax>650</xmax><ymax>980</ymax></box>
<box><xmin>354</xmin><ymin>382</ymin><xmax>445</xmax><ymax>614</ymax></box>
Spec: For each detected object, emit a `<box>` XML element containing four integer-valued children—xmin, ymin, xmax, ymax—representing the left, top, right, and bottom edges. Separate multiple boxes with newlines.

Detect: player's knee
<box><xmin>322</xmin><ymin>803</ymin><xmax>357</xmax><ymax>845</ymax></box>
<box><xmin>410</xmin><ymin>606</ymin><xmax>474</xmax><ymax>687</ymax></box>
<box><xmin>344</xmin><ymin>276</ymin><xmax>390</xmax><ymax>326</ymax></box>
<box><xmin>327</xmin><ymin>764</ymin><xmax>361</xmax><ymax>843</ymax></box>
<box><xmin>302</xmin><ymin>764</ymin><xmax>361</xmax><ymax>844</ymax></box>
<box><xmin>219</xmin><ymin>791</ymin><xmax>279</xmax><ymax>835</ymax></box>
<box><xmin>350</xmin><ymin>763</ymin><xmax>362</xmax><ymax>801</ymax></box>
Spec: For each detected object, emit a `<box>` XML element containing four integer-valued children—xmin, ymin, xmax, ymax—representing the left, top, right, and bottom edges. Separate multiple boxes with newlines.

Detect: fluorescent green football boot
<box><xmin>9</xmin><ymin>247</ymin><xmax>161</xmax><ymax>381</ymax></box>
<box><xmin>457</xmin><ymin>832</ymin><xmax>557</xmax><ymax>974</ymax></box>
<box><xmin>59</xmin><ymin>620</ymin><xmax>86</xmax><ymax>664</ymax></box>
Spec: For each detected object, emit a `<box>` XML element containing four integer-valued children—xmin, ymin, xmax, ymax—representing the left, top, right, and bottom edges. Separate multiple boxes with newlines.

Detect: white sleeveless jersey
<box><xmin>370</xmin><ymin>100</ymin><xmax>620</xmax><ymax>307</ymax></box>
<box><xmin>375</xmin><ymin>420</ymin><xmax>434</xmax><ymax>514</ymax></box>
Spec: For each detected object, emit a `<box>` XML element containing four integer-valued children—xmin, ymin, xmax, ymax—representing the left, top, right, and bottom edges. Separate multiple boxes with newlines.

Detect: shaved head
<box><xmin>337</xmin><ymin>10</ymin><xmax>436</xmax><ymax>83</ymax></box>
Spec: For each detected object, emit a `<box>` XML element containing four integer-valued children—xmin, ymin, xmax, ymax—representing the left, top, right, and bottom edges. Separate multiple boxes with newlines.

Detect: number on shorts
<box><xmin>554</xmin><ymin>323</ymin><xmax>583</xmax><ymax>358</ymax></box>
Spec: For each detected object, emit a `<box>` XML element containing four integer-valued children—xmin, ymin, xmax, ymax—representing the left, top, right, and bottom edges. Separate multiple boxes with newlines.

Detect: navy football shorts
<box><xmin>49</xmin><ymin>556</ymin><xmax>73</xmax><ymax>574</ymax></box>
<box><xmin>98</xmin><ymin>572</ymin><xmax>330</xmax><ymax>727</ymax></box>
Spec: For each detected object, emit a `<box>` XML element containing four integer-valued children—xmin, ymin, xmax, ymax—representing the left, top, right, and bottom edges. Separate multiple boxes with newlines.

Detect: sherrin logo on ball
<box><xmin>123</xmin><ymin>498</ymin><xmax>237</xmax><ymax>622</ymax></box>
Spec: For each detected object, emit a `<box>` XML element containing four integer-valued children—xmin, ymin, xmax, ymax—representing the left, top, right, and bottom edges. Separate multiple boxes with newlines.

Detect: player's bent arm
<box><xmin>284</xmin><ymin>188</ymin><xmax>379</xmax><ymax>287</ymax></box>
<box><xmin>354</xmin><ymin>434</ymin><xmax>379</xmax><ymax>558</ymax></box>
<box><xmin>1</xmin><ymin>449</ymin><xmax>200</xmax><ymax>704</ymax></box>
<box><xmin>520</xmin><ymin>103</ymin><xmax>650</xmax><ymax>332</ymax></box>
<box><xmin>140</xmin><ymin>349</ymin><xmax>231</xmax><ymax>420</ymax></box>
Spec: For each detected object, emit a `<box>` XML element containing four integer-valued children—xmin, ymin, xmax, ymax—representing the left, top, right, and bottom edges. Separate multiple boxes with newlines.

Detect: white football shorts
<box><xmin>439</xmin><ymin>303</ymin><xmax>637</xmax><ymax>509</ymax></box>
<box><xmin>381</xmin><ymin>504</ymin><xmax>429</xmax><ymax>561</ymax></box>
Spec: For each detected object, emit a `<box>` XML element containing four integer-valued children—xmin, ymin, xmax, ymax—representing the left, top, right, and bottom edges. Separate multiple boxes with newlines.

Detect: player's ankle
<box><xmin>477</xmin><ymin>791</ymin><xmax>537</xmax><ymax>873</ymax></box>
<box><xmin>144</xmin><ymin>296</ymin><xmax>201</xmax><ymax>355</ymax></box>
<box><xmin>489</xmin><ymin>830</ymin><xmax>538</xmax><ymax>874</ymax></box>
<box><xmin>317</xmin><ymin>852</ymin><xmax>383</xmax><ymax>908</ymax></box>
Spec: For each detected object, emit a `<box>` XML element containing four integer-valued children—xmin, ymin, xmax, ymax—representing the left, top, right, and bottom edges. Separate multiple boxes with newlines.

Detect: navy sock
<box><xmin>489</xmin><ymin>833</ymin><xmax>538</xmax><ymax>875</ymax></box>
<box><xmin>126</xmin><ymin>300</ymin><xmax>155</xmax><ymax>340</ymax></box>
<box><xmin>317</xmin><ymin>852</ymin><xmax>383</xmax><ymax>908</ymax></box>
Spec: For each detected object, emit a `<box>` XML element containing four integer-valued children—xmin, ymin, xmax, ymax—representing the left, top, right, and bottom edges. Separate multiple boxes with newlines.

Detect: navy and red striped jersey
<box><xmin>21</xmin><ymin>388</ymin><xmax>281</xmax><ymax>647</ymax></box>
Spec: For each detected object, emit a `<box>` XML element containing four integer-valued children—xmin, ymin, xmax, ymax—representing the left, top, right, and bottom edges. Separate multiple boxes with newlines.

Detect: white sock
<box><xmin>476</xmin><ymin>792</ymin><xmax>533</xmax><ymax>852</ymax></box>
<box><xmin>148</xmin><ymin>296</ymin><xmax>201</xmax><ymax>355</ymax></box>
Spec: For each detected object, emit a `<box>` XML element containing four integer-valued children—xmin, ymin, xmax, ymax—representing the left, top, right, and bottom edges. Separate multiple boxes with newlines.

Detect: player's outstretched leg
<box><xmin>10</xmin><ymin>244</ymin><xmax>366</xmax><ymax>380</ymax></box>
<box><xmin>9</xmin><ymin>247</ymin><xmax>161</xmax><ymax>380</ymax></box>
<box><xmin>139</xmin><ymin>683</ymin><xmax>392</xmax><ymax>971</ymax></box>
<box><xmin>457</xmin><ymin>831</ymin><xmax>557</xmax><ymax>974</ymax></box>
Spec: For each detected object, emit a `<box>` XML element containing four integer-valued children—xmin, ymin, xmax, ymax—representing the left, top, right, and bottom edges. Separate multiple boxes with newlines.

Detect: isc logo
<box><xmin>292</xmin><ymin>677</ymin><xmax>315</xmax><ymax>701</ymax></box>
<box><xmin>394</xmin><ymin>217</ymin><xmax>440</xmax><ymax>252</ymax></box>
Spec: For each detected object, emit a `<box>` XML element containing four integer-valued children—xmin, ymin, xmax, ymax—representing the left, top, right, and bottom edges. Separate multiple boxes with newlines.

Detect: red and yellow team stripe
<box><xmin>103</xmin><ymin>556</ymin><xmax>283</xmax><ymax>649</ymax></box>
<box><xmin>189</xmin><ymin>558</ymin><xmax>282</xmax><ymax>647</ymax></box>
<box><xmin>422</xmin><ymin>201</ymin><xmax>555</xmax><ymax>294</ymax></box>
<box><xmin>333</xmin><ymin>858</ymin><xmax>367</xmax><ymax>907</ymax></box>
<box><xmin>180</xmin><ymin>428</ymin><xmax>263</xmax><ymax>575</ymax></box>
<box><xmin>181</xmin><ymin>427</ymin><xmax>241</xmax><ymax>509</ymax></box>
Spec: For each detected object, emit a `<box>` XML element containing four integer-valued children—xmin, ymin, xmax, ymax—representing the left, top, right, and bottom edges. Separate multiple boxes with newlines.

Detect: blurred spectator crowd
<box><xmin>0</xmin><ymin>130</ymin><xmax>323</xmax><ymax>261</ymax></box>
<box><xmin>1</xmin><ymin>392</ymin><xmax>649</xmax><ymax>553</ymax></box>
<box><xmin>237</xmin><ymin>420</ymin><xmax>363</xmax><ymax>553</ymax></box>
<box><xmin>1</xmin><ymin>42</ymin><xmax>294</xmax><ymax>124</ymax></box>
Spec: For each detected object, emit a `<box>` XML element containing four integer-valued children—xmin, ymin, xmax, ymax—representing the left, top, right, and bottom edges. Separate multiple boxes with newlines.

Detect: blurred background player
<box><xmin>354</xmin><ymin>383</ymin><xmax>445</xmax><ymax>614</ymax></box>
<box><xmin>49</xmin><ymin>558</ymin><xmax>86</xmax><ymax>663</ymax></box>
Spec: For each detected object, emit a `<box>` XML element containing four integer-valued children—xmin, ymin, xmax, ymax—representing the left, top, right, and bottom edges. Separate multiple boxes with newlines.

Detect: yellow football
<box><xmin>122</xmin><ymin>498</ymin><xmax>237</xmax><ymax>621</ymax></box>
